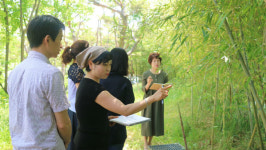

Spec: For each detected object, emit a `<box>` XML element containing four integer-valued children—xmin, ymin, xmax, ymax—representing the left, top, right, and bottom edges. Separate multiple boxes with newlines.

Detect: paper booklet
<box><xmin>110</xmin><ymin>114</ymin><xmax>151</xmax><ymax>126</ymax></box>
<box><xmin>150</xmin><ymin>83</ymin><xmax>172</xmax><ymax>90</ymax></box>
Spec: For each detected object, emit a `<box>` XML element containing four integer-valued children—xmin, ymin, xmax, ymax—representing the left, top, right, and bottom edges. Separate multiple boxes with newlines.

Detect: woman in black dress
<box><xmin>74</xmin><ymin>46</ymin><xmax>171</xmax><ymax>150</ymax></box>
<box><xmin>100</xmin><ymin>48</ymin><xmax>135</xmax><ymax>150</ymax></box>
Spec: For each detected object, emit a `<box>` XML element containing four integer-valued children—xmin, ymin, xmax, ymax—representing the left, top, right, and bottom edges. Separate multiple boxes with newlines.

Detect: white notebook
<box><xmin>110</xmin><ymin>114</ymin><xmax>151</xmax><ymax>126</ymax></box>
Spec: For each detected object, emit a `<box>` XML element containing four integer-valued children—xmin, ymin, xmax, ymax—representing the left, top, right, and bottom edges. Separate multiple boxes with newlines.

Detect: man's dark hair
<box><xmin>27</xmin><ymin>15</ymin><xmax>65</xmax><ymax>48</ymax></box>
<box><xmin>110</xmin><ymin>48</ymin><xmax>128</xmax><ymax>76</ymax></box>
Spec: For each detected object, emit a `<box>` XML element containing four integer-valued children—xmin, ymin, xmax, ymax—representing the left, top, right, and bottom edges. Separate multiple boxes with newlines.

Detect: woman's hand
<box><xmin>145</xmin><ymin>76</ymin><xmax>153</xmax><ymax>91</ymax></box>
<box><xmin>147</xmin><ymin>76</ymin><xmax>153</xmax><ymax>84</ymax></box>
<box><xmin>108</xmin><ymin>115</ymin><xmax>118</xmax><ymax>127</ymax></box>
<box><xmin>150</xmin><ymin>85</ymin><xmax>172</xmax><ymax>102</ymax></box>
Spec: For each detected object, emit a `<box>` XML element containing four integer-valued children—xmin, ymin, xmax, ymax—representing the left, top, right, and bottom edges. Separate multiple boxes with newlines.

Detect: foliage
<box><xmin>136</xmin><ymin>0</ymin><xmax>266</xmax><ymax>149</ymax></box>
<box><xmin>0</xmin><ymin>0</ymin><xmax>265</xmax><ymax>149</ymax></box>
<box><xmin>0</xmin><ymin>89</ymin><xmax>12</xmax><ymax>150</ymax></box>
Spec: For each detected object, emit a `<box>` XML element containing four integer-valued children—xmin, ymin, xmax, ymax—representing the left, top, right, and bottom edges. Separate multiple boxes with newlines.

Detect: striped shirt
<box><xmin>7</xmin><ymin>51</ymin><xmax>70</xmax><ymax>150</ymax></box>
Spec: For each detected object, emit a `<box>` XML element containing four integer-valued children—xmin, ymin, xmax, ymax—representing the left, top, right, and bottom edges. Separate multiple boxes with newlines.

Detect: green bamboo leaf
<box><xmin>113</xmin><ymin>16</ymin><xmax>118</xmax><ymax>25</ymax></box>
<box><xmin>180</xmin><ymin>35</ymin><xmax>188</xmax><ymax>45</ymax></box>
<box><xmin>207</xmin><ymin>12</ymin><xmax>213</xmax><ymax>24</ymax></box>
<box><xmin>176</xmin><ymin>49</ymin><xmax>183</xmax><ymax>56</ymax></box>
<box><xmin>178</xmin><ymin>14</ymin><xmax>188</xmax><ymax>21</ymax></box>
<box><xmin>170</xmin><ymin>36</ymin><xmax>178</xmax><ymax>50</ymax></box>
<box><xmin>164</xmin><ymin>14</ymin><xmax>174</xmax><ymax>20</ymax></box>
<box><xmin>202</xmin><ymin>27</ymin><xmax>206</xmax><ymax>37</ymax></box>
<box><xmin>156</xmin><ymin>32</ymin><xmax>163</xmax><ymax>40</ymax></box>
<box><xmin>216</xmin><ymin>13</ymin><xmax>226</xmax><ymax>30</ymax></box>
<box><xmin>175</xmin><ymin>22</ymin><xmax>181</xmax><ymax>30</ymax></box>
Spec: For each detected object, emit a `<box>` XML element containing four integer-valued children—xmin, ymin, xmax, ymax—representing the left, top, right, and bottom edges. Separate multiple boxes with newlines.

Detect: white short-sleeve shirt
<box><xmin>7</xmin><ymin>51</ymin><xmax>70</xmax><ymax>150</ymax></box>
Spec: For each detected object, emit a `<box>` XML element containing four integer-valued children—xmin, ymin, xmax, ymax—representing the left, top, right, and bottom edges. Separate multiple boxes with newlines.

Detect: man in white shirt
<box><xmin>8</xmin><ymin>15</ymin><xmax>71</xmax><ymax>150</ymax></box>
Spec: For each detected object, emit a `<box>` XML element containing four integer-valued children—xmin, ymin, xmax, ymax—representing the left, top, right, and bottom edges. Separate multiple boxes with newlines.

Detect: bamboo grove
<box><xmin>0</xmin><ymin>0</ymin><xmax>265</xmax><ymax>149</ymax></box>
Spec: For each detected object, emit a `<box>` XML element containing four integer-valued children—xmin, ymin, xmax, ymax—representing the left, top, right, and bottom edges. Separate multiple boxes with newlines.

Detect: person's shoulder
<box><xmin>8</xmin><ymin>58</ymin><xmax>34</xmax><ymax>77</ymax></box>
<box><xmin>69</xmin><ymin>63</ymin><xmax>78</xmax><ymax>70</ymax></box>
<box><xmin>40</xmin><ymin>63</ymin><xmax>63</xmax><ymax>78</ymax></box>
<box><xmin>143</xmin><ymin>70</ymin><xmax>150</xmax><ymax>76</ymax></box>
<box><xmin>105</xmin><ymin>74</ymin><xmax>130</xmax><ymax>84</ymax></box>
<box><xmin>122</xmin><ymin>76</ymin><xmax>132</xmax><ymax>85</ymax></box>
<box><xmin>48</xmin><ymin>64</ymin><xmax>61</xmax><ymax>73</ymax></box>
<box><xmin>161</xmin><ymin>70</ymin><xmax>168</xmax><ymax>76</ymax></box>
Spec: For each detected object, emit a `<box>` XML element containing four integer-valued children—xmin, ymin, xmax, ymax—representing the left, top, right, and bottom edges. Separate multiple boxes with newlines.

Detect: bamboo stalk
<box><xmin>229</xmin><ymin>63</ymin><xmax>233</xmax><ymax>114</ymax></box>
<box><xmin>213</xmin><ymin>0</ymin><xmax>266</xmax><ymax>132</ymax></box>
<box><xmin>222</xmin><ymin>85</ymin><xmax>227</xmax><ymax>136</ymax></box>
<box><xmin>197</xmin><ymin>68</ymin><xmax>207</xmax><ymax>119</ymax></box>
<box><xmin>239</xmin><ymin>16</ymin><xmax>254</xmax><ymax>136</ymax></box>
<box><xmin>250</xmin><ymin>92</ymin><xmax>264</xmax><ymax>150</ymax></box>
<box><xmin>247</xmin><ymin>92</ymin><xmax>254</xmax><ymax>136</ymax></box>
<box><xmin>178</xmin><ymin>103</ymin><xmax>188</xmax><ymax>150</ymax></box>
<box><xmin>263</xmin><ymin>26</ymin><xmax>266</xmax><ymax>105</ymax></box>
<box><xmin>247</xmin><ymin>124</ymin><xmax>257</xmax><ymax>150</ymax></box>
<box><xmin>237</xmin><ymin>51</ymin><xmax>266</xmax><ymax>131</ymax></box>
<box><xmin>211</xmin><ymin>55</ymin><xmax>219</xmax><ymax>150</ymax></box>
<box><xmin>257</xmin><ymin>64</ymin><xmax>265</xmax><ymax>106</ymax></box>
<box><xmin>189</xmin><ymin>46</ymin><xmax>194</xmax><ymax>119</ymax></box>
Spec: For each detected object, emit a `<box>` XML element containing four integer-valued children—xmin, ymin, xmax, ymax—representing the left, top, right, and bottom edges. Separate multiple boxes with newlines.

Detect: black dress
<box><xmin>100</xmin><ymin>72</ymin><xmax>135</xmax><ymax>147</ymax></box>
<box><xmin>74</xmin><ymin>78</ymin><xmax>108</xmax><ymax>150</ymax></box>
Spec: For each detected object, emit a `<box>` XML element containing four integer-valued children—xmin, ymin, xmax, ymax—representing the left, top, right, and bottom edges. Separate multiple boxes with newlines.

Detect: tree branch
<box><xmin>0</xmin><ymin>82</ymin><xmax>8</xmax><ymax>94</ymax></box>
<box><xmin>90</xmin><ymin>0</ymin><xmax>122</xmax><ymax>15</ymax></box>
<box><xmin>127</xmin><ymin>33</ymin><xmax>141</xmax><ymax>55</ymax></box>
<box><xmin>34</xmin><ymin>0</ymin><xmax>41</xmax><ymax>17</ymax></box>
<box><xmin>114</xmin><ymin>0</ymin><xmax>122</xmax><ymax>7</ymax></box>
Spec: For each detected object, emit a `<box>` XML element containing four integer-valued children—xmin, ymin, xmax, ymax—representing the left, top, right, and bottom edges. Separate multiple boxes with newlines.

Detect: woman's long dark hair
<box><xmin>110</xmin><ymin>48</ymin><xmax>128</xmax><ymax>76</ymax></box>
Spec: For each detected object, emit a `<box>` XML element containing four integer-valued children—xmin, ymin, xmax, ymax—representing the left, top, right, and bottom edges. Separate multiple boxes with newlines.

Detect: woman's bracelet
<box><xmin>144</xmin><ymin>98</ymin><xmax>148</xmax><ymax>107</ymax></box>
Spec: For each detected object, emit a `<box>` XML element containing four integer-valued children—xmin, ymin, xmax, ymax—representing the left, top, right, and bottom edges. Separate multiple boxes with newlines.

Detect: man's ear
<box><xmin>43</xmin><ymin>35</ymin><xmax>50</xmax><ymax>45</ymax></box>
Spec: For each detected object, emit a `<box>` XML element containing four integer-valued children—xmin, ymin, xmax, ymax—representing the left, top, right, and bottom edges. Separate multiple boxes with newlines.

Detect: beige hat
<box><xmin>76</xmin><ymin>46</ymin><xmax>106</xmax><ymax>69</ymax></box>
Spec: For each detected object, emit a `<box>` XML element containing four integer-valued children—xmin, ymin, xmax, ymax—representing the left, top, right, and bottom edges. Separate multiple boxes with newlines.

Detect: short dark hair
<box><xmin>61</xmin><ymin>40</ymin><xmax>89</xmax><ymax>65</ymax></box>
<box><xmin>27</xmin><ymin>15</ymin><xmax>65</xmax><ymax>48</ymax></box>
<box><xmin>148</xmin><ymin>52</ymin><xmax>162</xmax><ymax>65</ymax></box>
<box><xmin>85</xmin><ymin>51</ymin><xmax>113</xmax><ymax>72</ymax></box>
<box><xmin>110</xmin><ymin>48</ymin><xmax>128</xmax><ymax>76</ymax></box>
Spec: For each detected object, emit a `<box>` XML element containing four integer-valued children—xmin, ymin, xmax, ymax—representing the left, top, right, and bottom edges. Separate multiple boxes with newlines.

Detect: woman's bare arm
<box><xmin>95</xmin><ymin>85</ymin><xmax>171</xmax><ymax>116</ymax></box>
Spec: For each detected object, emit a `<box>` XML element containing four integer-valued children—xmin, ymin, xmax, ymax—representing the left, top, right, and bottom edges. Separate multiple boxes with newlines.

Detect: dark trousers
<box><xmin>67</xmin><ymin>109</ymin><xmax>78</xmax><ymax>150</ymax></box>
<box><xmin>108</xmin><ymin>144</ymin><xmax>124</xmax><ymax>150</ymax></box>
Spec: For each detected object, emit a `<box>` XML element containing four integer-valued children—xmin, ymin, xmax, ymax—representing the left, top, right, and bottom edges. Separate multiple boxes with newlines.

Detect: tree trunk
<box><xmin>35</xmin><ymin>0</ymin><xmax>41</xmax><ymax>16</ymax></box>
<box><xmin>2</xmin><ymin>0</ymin><xmax>9</xmax><ymax>93</ymax></box>
<box><xmin>113</xmin><ymin>13</ymin><xmax>118</xmax><ymax>47</ymax></box>
<box><xmin>119</xmin><ymin>11</ymin><xmax>127</xmax><ymax>48</ymax></box>
<box><xmin>96</xmin><ymin>19</ymin><xmax>101</xmax><ymax>45</ymax></box>
<box><xmin>20</xmin><ymin>0</ymin><xmax>25</xmax><ymax>62</ymax></box>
